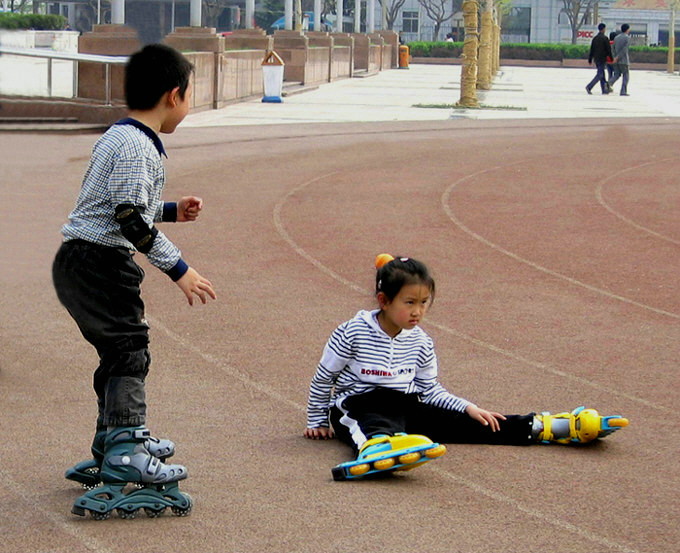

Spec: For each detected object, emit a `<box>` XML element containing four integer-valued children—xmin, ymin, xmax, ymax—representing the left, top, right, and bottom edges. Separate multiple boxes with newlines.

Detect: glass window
<box><xmin>403</xmin><ymin>11</ymin><xmax>418</xmax><ymax>33</ymax></box>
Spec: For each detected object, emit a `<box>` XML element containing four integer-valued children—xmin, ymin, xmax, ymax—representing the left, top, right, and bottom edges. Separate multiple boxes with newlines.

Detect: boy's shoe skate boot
<box><xmin>332</xmin><ymin>433</ymin><xmax>447</xmax><ymax>481</ymax></box>
<box><xmin>536</xmin><ymin>406</ymin><xmax>629</xmax><ymax>444</ymax></box>
<box><xmin>100</xmin><ymin>426</ymin><xmax>186</xmax><ymax>485</ymax></box>
<box><xmin>65</xmin><ymin>428</ymin><xmax>176</xmax><ymax>489</ymax></box>
<box><xmin>71</xmin><ymin>426</ymin><xmax>190</xmax><ymax>520</ymax></box>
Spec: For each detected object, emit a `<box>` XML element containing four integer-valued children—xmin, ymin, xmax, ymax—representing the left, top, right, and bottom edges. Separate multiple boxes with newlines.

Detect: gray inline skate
<box><xmin>65</xmin><ymin>428</ymin><xmax>175</xmax><ymax>490</ymax></box>
<box><xmin>71</xmin><ymin>426</ymin><xmax>191</xmax><ymax>520</ymax></box>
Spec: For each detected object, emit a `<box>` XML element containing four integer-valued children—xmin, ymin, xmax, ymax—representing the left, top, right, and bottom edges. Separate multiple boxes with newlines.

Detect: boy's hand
<box><xmin>176</xmin><ymin>267</ymin><xmax>216</xmax><ymax>305</ymax></box>
<box><xmin>304</xmin><ymin>427</ymin><xmax>334</xmax><ymax>440</ymax></box>
<box><xmin>465</xmin><ymin>404</ymin><xmax>506</xmax><ymax>432</ymax></box>
<box><xmin>177</xmin><ymin>196</ymin><xmax>203</xmax><ymax>222</ymax></box>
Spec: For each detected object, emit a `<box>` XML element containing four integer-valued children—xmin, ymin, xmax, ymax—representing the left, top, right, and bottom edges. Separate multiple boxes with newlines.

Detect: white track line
<box><xmin>150</xmin><ymin>316</ymin><xmax>641</xmax><ymax>553</ymax></box>
<box><xmin>272</xmin><ymin>173</ymin><xmax>650</xmax><ymax>552</ymax></box>
<box><xmin>441</xmin><ymin>165</ymin><xmax>680</xmax><ymax>320</ymax></box>
<box><xmin>0</xmin><ymin>465</ymin><xmax>114</xmax><ymax>553</ymax></box>
<box><xmin>595</xmin><ymin>158</ymin><xmax>680</xmax><ymax>246</ymax></box>
<box><xmin>274</xmin><ymin>172</ymin><xmax>670</xmax><ymax>413</ymax></box>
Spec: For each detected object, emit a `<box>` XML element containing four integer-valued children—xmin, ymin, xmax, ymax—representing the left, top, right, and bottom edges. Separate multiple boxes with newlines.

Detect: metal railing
<box><xmin>0</xmin><ymin>47</ymin><xmax>128</xmax><ymax>105</ymax></box>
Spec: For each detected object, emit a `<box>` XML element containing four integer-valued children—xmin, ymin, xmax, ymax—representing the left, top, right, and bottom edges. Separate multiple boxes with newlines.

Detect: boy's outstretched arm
<box><xmin>176</xmin><ymin>267</ymin><xmax>216</xmax><ymax>305</ymax></box>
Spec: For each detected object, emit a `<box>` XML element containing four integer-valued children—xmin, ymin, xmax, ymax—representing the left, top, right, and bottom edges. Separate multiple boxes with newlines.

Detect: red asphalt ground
<box><xmin>1</xmin><ymin>117</ymin><xmax>678</xmax><ymax>553</ymax></box>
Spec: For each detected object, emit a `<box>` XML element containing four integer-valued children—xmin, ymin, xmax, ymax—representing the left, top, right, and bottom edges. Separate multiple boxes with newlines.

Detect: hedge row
<box><xmin>0</xmin><ymin>13</ymin><xmax>67</xmax><ymax>30</ymax></box>
<box><xmin>408</xmin><ymin>41</ymin><xmax>679</xmax><ymax>63</ymax></box>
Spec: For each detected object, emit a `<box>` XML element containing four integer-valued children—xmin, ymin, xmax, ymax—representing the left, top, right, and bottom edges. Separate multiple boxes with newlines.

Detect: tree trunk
<box><xmin>668</xmin><ymin>2</ymin><xmax>677</xmax><ymax>73</ymax></box>
<box><xmin>477</xmin><ymin>0</ymin><xmax>492</xmax><ymax>89</ymax></box>
<box><xmin>456</xmin><ymin>0</ymin><xmax>480</xmax><ymax>107</ymax></box>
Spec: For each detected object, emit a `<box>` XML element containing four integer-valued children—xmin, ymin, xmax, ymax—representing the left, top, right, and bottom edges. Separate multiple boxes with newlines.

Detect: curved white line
<box><xmin>441</xmin><ymin>166</ymin><xmax>680</xmax><ymax>320</ymax></box>
<box><xmin>595</xmin><ymin>158</ymin><xmax>680</xmax><ymax>246</ymax></box>
<box><xmin>274</xmin><ymin>170</ymin><xmax>670</xmax><ymax>413</ymax></box>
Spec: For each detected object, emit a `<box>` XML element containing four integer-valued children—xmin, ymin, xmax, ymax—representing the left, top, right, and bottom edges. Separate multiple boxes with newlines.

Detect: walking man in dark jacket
<box><xmin>586</xmin><ymin>23</ymin><xmax>613</xmax><ymax>95</ymax></box>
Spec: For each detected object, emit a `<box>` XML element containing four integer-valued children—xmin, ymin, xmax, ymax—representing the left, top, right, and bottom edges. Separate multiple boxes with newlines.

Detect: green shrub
<box><xmin>408</xmin><ymin>40</ymin><xmax>678</xmax><ymax>63</ymax></box>
<box><xmin>0</xmin><ymin>13</ymin><xmax>67</xmax><ymax>30</ymax></box>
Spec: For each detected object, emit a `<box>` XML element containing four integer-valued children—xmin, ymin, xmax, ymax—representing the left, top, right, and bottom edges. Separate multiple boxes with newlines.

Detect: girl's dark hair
<box><xmin>375</xmin><ymin>256</ymin><xmax>436</xmax><ymax>302</ymax></box>
<box><xmin>125</xmin><ymin>44</ymin><xmax>194</xmax><ymax>111</ymax></box>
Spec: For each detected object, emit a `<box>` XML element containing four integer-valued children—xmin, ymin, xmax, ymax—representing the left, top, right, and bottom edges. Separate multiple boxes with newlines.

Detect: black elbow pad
<box><xmin>115</xmin><ymin>204</ymin><xmax>158</xmax><ymax>254</ymax></box>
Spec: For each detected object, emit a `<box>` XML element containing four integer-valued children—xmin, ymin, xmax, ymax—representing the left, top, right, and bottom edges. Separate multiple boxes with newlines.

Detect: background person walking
<box><xmin>586</xmin><ymin>23</ymin><xmax>613</xmax><ymax>95</ymax></box>
<box><xmin>608</xmin><ymin>24</ymin><xmax>632</xmax><ymax>96</ymax></box>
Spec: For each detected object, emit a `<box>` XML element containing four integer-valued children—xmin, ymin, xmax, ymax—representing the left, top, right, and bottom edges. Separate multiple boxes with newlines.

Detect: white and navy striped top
<box><xmin>61</xmin><ymin>119</ymin><xmax>188</xmax><ymax>281</ymax></box>
<box><xmin>306</xmin><ymin>309</ymin><xmax>473</xmax><ymax>428</ymax></box>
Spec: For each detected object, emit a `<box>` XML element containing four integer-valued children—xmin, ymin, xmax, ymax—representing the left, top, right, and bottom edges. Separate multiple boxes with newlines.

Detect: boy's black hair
<box><xmin>597</xmin><ymin>23</ymin><xmax>606</xmax><ymax>31</ymax></box>
<box><xmin>375</xmin><ymin>257</ymin><xmax>436</xmax><ymax>302</ymax></box>
<box><xmin>621</xmin><ymin>23</ymin><xmax>630</xmax><ymax>33</ymax></box>
<box><xmin>125</xmin><ymin>44</ymin><xmax>194</xmax><ymax>111</ymax></box>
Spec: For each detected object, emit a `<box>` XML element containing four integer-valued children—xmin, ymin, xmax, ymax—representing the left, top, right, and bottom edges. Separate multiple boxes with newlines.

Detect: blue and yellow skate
<box><xmin>538</xmin><ymin>406</ymin><xmax>629</xmax><ymax>444</ymax></box>
<box><xmin>332</xmin><ymin>433</ymin><xmax>447</xmax><ymax>481</ymax></box>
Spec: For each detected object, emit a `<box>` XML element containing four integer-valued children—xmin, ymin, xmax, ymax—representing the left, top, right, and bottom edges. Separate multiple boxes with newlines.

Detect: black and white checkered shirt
<box><xmin>61</xmin><ymin>119</ymin><xmax>188</xmax><ymax>280</ymax></box>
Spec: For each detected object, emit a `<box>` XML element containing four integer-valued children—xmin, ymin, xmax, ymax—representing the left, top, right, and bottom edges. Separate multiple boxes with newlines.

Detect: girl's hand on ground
<box><xmin>304</xmin><ymin>427</ymin><xmax>334</xmax><ymax>440</ymax></box>
<box><xmin>176</xmin><ymin>267</ymin><xmax>217</xmax><ymax>305</ymax></box>
<box><xmin>465</xmin><ymin>405</ymin><xmax>506</xmax><ymax>432</ymax></box>
<box><xmin>177</xmin><ymin>196</ymin><xmax>203</xmax><ymax>222</ymax></box>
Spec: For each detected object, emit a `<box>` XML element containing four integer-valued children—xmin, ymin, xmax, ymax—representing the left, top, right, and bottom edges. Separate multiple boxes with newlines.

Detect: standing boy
<box><xmin>53</xmin><ymin>44</ymin><xmax>216</xmax><ymax>518</ymax></box>
<box><xmin>585</xmin><ymin>23</ymin><xmax>613</xmax><ymax>95</ymax></box>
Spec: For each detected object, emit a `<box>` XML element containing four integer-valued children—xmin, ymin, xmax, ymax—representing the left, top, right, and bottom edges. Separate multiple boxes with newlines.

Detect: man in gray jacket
<box><xmin>608</xmin><ymin>23</ymin><xmax>631</xmax><ymax>96</ymax></box>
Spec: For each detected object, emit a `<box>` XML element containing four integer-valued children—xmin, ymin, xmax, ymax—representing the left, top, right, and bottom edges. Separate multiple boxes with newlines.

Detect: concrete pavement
<box><xmin>183</xmin><ymin>63</ymin><xmax>680</xmax><ymax>127</ymax></box>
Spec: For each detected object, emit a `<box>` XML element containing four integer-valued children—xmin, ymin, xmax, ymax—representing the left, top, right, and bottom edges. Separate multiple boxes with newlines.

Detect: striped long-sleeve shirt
<box><xmin>306</xmin><ymin>309</ymin><xmax>473</xmax><ymax>428</ymax></box>
<box><xmin>61</xmin><ymin>118</ymin><xmax>188</xmax><ymax>281</ymax></box>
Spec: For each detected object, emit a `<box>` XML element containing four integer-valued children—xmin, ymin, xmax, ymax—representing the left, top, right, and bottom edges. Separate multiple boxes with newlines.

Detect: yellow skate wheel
<box><xmin>425</xmin><ymin>444</ymin><xmax>447</xmax><ymax>458</ymax></box>
<box><xmin>609</xmin><ymin>417</ymin><xmax>629</xmax><ymax>428</ymax></box>
<box><xmin>349</xmin><ymin>463</ymin><xmax>370</xmax><ymax>476</ymax></box>
<box><xmin>398</xmin><ymin>452</ymin><xmax>421</xmax><ymax>465</ymax></box>
<box><xmin>373</xmin><ymin>458</ymin><xmax>396</xmax><ymax>471</ymax></box>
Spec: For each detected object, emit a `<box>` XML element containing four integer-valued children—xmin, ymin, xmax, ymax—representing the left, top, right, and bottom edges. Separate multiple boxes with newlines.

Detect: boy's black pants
<box><xmin>330</xmin><ymin>388</ymin><xmax>535</xmax><ymax>453</ymax></box>
<box><xmin>53</xmin><ymin>240</ymin><xmax>150</xmax><ymax>429</ymax></box>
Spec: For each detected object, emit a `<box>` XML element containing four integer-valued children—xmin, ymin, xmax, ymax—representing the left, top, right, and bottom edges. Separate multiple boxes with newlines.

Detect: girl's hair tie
<box><xmin>375</xmin><ymin>253</ymin><xmax>395</xmax><ymax>269</ymax></box>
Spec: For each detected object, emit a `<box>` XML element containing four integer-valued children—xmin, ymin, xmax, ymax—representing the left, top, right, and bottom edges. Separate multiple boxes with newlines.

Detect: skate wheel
<box><xmin>90</xmin><ymin>511</ymin><xmax>111</xmax><ymax>521</ymax></box>
<box><xmin>425</xmin><ymin>445</ymin><xmax>447</xmax><ymax>458</ymax></box>
<box><xmin>398</xmin><ymin>452</ymin><xmax>421</xmax><ymax>464</ymax></box>
<box><xmin>171</xmin><ymin>504</ymin><xmax>192</xmax><ymax>517</ymax></box>
<box><xmin>117</xmin><ymin>508</ymin><xmax>138</xmax><ymax>519</ymax></box>
<box><xmin>373</xmin><ymin>458</ymin><xmax>396</xmax><ymax>471</ymax></box>
<box><xmin>144</xmin><ymin>506</ymin><xmax>166</xmax><ymax>518</ymax></box>
<box><xmin>171</xmin><ymin>493</ymin><xmax>193</xmax><ymax>517</ymax></box>
<box><xmin>348</xmin><ymin>463</ymin><xmax>370</xmax><ymax>476</ymax></box>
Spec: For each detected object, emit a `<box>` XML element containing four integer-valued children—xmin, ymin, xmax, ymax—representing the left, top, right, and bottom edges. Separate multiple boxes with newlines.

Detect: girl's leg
<box><xmin>330</xmin><ymin>388</ymin><xmax>420</xmax><ymax>452</ymax></box>
<box><xmin>406</xmin><ymin>402</ymin><xmax>535</xmax><ymax>446</ymax></box>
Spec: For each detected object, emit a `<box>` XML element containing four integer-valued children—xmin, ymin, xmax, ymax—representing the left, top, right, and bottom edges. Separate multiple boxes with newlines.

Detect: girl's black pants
<box><xmin>330</xmin><ymin>387</ymin><xmax>535</xmax><ymax>453</ymax></box>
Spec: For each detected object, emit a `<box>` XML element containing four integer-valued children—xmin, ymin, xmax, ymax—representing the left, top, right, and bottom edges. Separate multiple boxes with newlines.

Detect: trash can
<box><xmin>398</xmin><ymin>45</ymin><xmax>410</xmax><ymax>69</ymax></box>
<box><xmin>262</xmin><ymin>50</ymin><xmax>285</xmax><ymax>103</ymax></box>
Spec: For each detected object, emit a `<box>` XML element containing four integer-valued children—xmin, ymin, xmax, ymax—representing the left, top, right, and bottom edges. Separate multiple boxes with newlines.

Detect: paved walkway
<box><xmin>183</xmin><ymin>63</ymin><xmax>680</xmax><ymax>127</ymax></box>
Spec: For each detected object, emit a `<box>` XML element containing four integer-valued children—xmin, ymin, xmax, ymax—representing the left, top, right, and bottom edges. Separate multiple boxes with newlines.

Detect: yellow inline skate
<box><xmin>536</xmin><ymin>406</ymin><xmax>629</xmax><ymax>444</ymax></box>
<box><xmin>332</xmin><ymin>433</ymin><xmax>447</xmax><ymax>481</ymax></box>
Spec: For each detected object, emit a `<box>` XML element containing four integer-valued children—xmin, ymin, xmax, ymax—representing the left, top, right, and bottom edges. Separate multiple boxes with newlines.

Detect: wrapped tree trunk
<box><xmin>477</xmin><ymin>0</ymin><xmax>493</xmax><ymax>89</ymax></box>
<box><xmin>456</xmin><ymin>0</ymin><xmax>479</xmax><ymax>107</ymax></box>
<box><xmin>493</xmin><ymin>20</ymin><xmax>501</xmax><ymax>74</ymax></box>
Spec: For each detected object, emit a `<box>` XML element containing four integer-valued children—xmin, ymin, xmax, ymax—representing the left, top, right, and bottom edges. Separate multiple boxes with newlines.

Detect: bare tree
<box><xmin>561</xmin><ymin>0</ymin><xmax>598</xmax><ymax>44</ymax></box>
<box><xmin>417</xmin><ymin>0</ymin><xmax>462</xmax><ymax>41</ymax></box>
<box><xmin>378</xmin><ymin>0</ymin><xmax>407</xmax><ymax>30</ymax></box>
